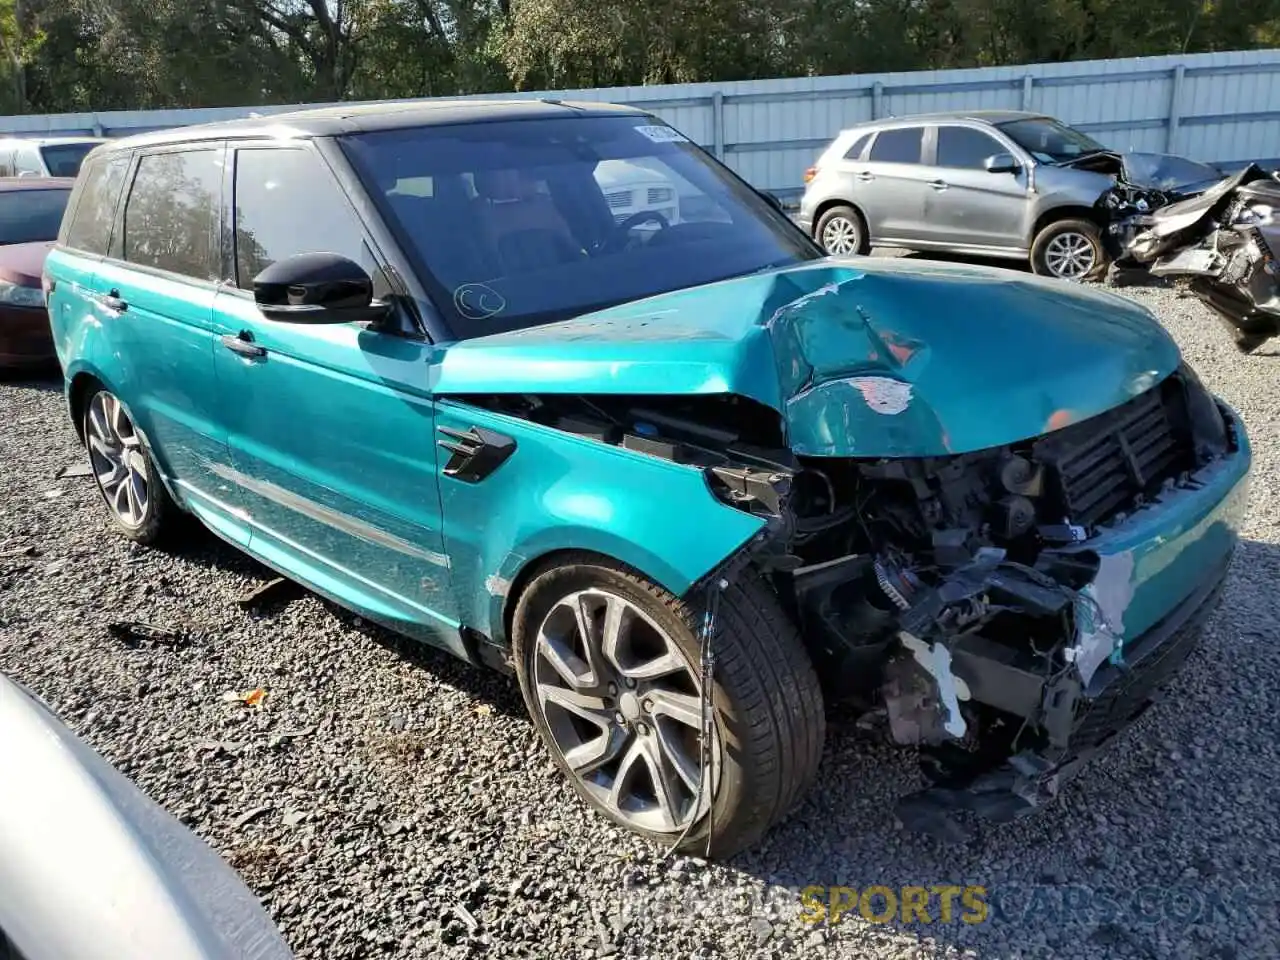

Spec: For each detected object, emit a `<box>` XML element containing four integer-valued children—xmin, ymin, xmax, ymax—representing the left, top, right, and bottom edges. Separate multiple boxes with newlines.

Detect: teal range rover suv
<box><xmin>43</xmin><ymin>101</ymin><xmax>1251</xmax><ymax>855</ymax></box>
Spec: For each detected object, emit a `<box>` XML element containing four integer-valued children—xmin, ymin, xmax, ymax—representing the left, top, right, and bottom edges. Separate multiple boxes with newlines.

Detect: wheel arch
<box><xmin>64</xmin><ymin>365</ymin><xmax>184</xmax><ymax>509</ymax></box>
<box><xmin>499</xmin><ymin>547</ymin><xmax>635</xmax><ymax>654</ymax></box>
<box><xmin>812</xmin><ymin>198</ymin><xmax>868</xmax><ymax>236</ymax></box>
<box><xmin>66</xmin><ymin>367</ymin><xmax>108</xmax><ymax>444</ymax></box>
<box><xmin>489</xmin><ymin>517</ymin><xmax>754</xmax><ymax>652</ymax></box>
<box><xmin>1030</xmin><ymin>203</ymin><xmax>1105</xmax><ymax>241</ymax></box>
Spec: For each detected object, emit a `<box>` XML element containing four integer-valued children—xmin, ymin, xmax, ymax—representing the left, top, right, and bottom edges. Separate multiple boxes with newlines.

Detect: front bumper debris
<box><xmin>896</xmin><ymin>554</ymin><xmax>1230</xmax><ymax>841</ymax></box>
<box><xmin>889</xmin><ymin>413</ymin><xmax>1250</xmax><ymax>841</ymax></box>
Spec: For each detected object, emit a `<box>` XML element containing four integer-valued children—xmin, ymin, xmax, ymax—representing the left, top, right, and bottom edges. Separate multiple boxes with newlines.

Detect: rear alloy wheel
<box><xmin>1031</xmin><ymin>218</ymin><xmax>1105</xmax><ymax>281</ymax></box>
<box><xmin>513</xmin><ymin>557</ymin><xmax>825</xmax><ymax>858</ymax></box>
<box><xmin>816</xmin><ymin>204</ymin><xmax>868</xmax><ymax>256</ymax></box>
<box><xmin>84</xmin><ymin>388</ymin><xmax>175</xmax><ymax>544</ymax></box>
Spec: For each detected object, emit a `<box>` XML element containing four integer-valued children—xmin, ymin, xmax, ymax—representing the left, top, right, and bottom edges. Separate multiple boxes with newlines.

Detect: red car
<box><xmin>0</xmin><ymin>177</ymin><xmax>74</xmax><ymax>372</ymax></box>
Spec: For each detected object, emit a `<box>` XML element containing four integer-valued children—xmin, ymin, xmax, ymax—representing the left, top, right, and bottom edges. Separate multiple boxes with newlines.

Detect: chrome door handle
<box><xmin>220</xmin><ymin>332</ymin><xmax>265</xmax><ymax>359</ymax></box>
<box><xmin>855</xmin><ymin>171</ymin><xmax>875</xmax><ymax>182</ymax></box>
<box><xmin>929</xmin><ymin>179</ymin><xmax>948</xmax><ymax>191</ymax></box>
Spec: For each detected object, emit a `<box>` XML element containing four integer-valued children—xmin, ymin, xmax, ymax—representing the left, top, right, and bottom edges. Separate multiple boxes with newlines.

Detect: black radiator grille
<box><xmin>1034</xmin><ymin>382</ymin><xmax>1194</xmax><ymax>527</ymax></box>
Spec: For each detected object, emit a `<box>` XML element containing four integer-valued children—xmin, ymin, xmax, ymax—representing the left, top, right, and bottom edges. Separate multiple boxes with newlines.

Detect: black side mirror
<box><xmin>984</xmin><ymin>153</ymin><xmax>1021</xmax><ymax>175</ymax></box>
<box><xmin>253</xmin><ymin>252</ymin><xmax>390</xmax><ymax>325</ymax></box>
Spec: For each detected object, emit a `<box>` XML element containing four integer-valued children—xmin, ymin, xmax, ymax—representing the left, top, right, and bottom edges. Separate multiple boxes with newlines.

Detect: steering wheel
<box><xmin>599</xmin><ymin>209</ymin><xmax>670</xmax><ymax>253</ymax></box>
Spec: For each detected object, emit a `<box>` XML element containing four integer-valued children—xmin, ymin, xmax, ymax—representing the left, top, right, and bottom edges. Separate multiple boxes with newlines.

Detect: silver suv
<box><xmin>0</xmin><ymin>136</ymin><xmax>107</xmax><ymax>179</ymax></box>
<box><xmin>798</xmin><ymin>111</ymin><xmax>1159</xmax><ymax>281</ymax></box>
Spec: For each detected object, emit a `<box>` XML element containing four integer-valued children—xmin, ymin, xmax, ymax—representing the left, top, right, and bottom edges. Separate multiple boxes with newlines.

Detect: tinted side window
<box><xmin>233</xmin><ymin>147</ymin><xmax>368</xmax><ymax>290</ymax></box>
<box><xmin>843</xmin><ymin>132</ymin><xmax>873</xmax><ymax>161</ymax></box>
<box><xmin>63</xmin><ymin>155</ymin><xmax>130</xmax><ymax>254</ymax></box>
<box><xmin>0</xmin><ymin>189</ymin><xmax>73</xmax><ymax>244</ymax></box>
<box><xmin>40</xmin><ymin>143</ymin><xmax>97</xmax><ymax>178</ymax></box>
<box><xmin>0</xmin><ymin>150</ymin><xmax>15</xmax><ymax>177</ymax></box>
<box><xmin>868</xmin><ymin>127</ymin><xmax>923</xmax><ymax>164</ymax></box>
<box><xmin>936</xmin><ymin>127</ymin><xmax>1004</xmax><ymax>169</ymax></box>
<box><xmin>122</xmin><ymin>150</ymin><xmax>221</xmax><ymax>280</ymax></box>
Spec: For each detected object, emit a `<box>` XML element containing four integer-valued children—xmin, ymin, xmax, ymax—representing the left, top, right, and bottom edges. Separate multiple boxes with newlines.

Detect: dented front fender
<box><xmin>432</xmin><ymin>399</ymin><xmax>766</xmax><ymax>645</ymax></box>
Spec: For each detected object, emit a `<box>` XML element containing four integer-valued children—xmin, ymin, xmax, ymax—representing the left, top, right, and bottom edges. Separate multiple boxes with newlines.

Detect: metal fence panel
<box><xmin>4</xmin><ymin>49</ymin><xmax>1279</xmax><ymax>199</ymax></box>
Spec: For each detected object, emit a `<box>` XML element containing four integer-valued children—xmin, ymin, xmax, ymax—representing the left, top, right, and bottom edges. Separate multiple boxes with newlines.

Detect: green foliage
<box><xmin>2</xmin><ymin>0</ymin><xmax>1279</xmax><ymax>113</ymax></box>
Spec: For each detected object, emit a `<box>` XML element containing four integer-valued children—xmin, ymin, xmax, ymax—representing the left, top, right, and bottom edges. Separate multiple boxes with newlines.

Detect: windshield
<box><xmin>38</xmin><ymin>142</ymin><xmax>97</xmax><ymax>178</ymax></box>
<box><xmin>1121</xmin><ymin>152</ymin><xmax>1223</xmax><ymax>191</ymax></box>
<box><xmin>996</xmin><ymin>117</ymin><xmax>1107</xmax><ymax>164</ymax></box>
<box><xmin>340</xmin><ymin>116</ymin><xmax>819</xmax><ymax>337</ymax></box>
<box><xmin>0</xmin><ymin>188</ymin><xmax>71</xmax><ymax>244</ymax></box>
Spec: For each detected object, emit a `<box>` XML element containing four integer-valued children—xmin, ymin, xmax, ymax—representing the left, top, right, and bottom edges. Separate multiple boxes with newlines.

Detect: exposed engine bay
<box><xmin>457</xmin><ymin>363</ymin><xmax>1236</xmax><ymax>838</ymax></box>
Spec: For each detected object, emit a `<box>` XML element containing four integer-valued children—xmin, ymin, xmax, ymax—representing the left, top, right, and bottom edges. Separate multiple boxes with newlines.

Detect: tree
<box><xmin>0</xmin><ymin>0</ymin><xmax>1278</xmax><ymax>115</ymax></box>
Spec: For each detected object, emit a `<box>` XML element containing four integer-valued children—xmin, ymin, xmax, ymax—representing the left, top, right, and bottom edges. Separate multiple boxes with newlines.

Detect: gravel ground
<box><xmin>2</xmin><ymin>276</ymin><xmax>1278</xmax><ymax>960</ymax></box>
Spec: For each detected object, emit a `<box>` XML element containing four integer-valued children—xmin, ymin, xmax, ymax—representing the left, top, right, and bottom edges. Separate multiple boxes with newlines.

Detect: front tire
<box><xmin>1031</xmin><ymin>218</ymin><xmax>1105</xmax><ymax>281</ymax></box>
<box><xmin>83</xmin><ymin>388</ymin><xmax>176</xmax><ymax>545</ymax></box>
<box><xmin>512</xmin><ymin>556</ymin><xmax>825</xmax><ymax>858</ymax></box>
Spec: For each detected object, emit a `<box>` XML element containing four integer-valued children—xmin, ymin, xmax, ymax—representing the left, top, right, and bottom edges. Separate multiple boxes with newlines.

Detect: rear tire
<box><xmin>816</xmin><ymin>204</ymin><xmax>869</xmax><ymax>257</ymax></box>
<box><xmin>512</xmin><ymin>555</ymin><xmax>825</xmax><ymax>858</ymax></box>
<box><xmin>83</xmin><ymin>388</ymin><xmax>177</xmax><ymax>546</ymax></box>
<box><xmin>1031</xmin><ymin>218</ymin><xmax>1106</xmax><ymax>281</ymax></box>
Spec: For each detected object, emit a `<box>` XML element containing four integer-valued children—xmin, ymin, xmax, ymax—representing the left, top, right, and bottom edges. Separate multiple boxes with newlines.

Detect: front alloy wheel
<box><xmin>1043</xmin><ymin>231</ymin><xmax>1096</xmax><ymax>279</ymax></box>
<box><xmin>532</xmin><ymin>588</ymin><xmax>715</xmax><ymax>834</ymax></box>
<box><xmin>513</xmin><ymin>557</ymin><xmax>826</xmax><ymax>858</ymax></box>
<box><xmin>1031</xmin><ymin>218</ymin><xmax>1105</xmax><ymax>281</ymax></box>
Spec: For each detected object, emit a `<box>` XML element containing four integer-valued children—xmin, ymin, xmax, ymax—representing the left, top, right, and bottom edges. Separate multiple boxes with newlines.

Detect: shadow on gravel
<box><xmin>164</xmin><ymin>523</ymin><xmax>528</xmax><ymax>720</ymax></box>
<box><xmin>0</xmin><ymin>369</ymin><xmax>61</xmax><ymax>390</ymax></box>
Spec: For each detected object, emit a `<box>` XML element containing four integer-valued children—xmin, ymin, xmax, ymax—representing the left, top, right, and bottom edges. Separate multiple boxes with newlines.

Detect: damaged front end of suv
<box><xmin>744</xmin><ymin>363</ymin><xmax>1244</xmax><ymax>840</ymax></box>
<box><xmin>1074</xmin><ymin>151</ymin><xmax>1230</xmax><ymax>260</ymax></box>
<box><xmin>437</xmin><ymin>257</ymin><xmax>1251</xmax><ymax>842</ymax></box>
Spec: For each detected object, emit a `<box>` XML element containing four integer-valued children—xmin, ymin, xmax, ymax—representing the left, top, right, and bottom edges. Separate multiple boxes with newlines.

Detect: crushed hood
<box><xmin>1117</xmin><ymin>152</ymin><xmax>1226</xmax><ymax>194</ymax></box>
<box><xmin>434</xmin><ymin>259</ymin><xmax>1180</xmax><ymax>458</ymax></box>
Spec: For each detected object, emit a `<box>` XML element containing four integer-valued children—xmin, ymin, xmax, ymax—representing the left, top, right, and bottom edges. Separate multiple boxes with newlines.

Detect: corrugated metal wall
<box><xmin>3</xmin><ymin>49</ymin><xmax>1278</xmax><ymax>199</ymax></box>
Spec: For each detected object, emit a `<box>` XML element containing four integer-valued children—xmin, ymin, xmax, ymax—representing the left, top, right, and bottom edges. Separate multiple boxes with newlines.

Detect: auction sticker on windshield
<box><xmin>635</xmin><ymin>125</ymin><xmax>689</xmax><ymax>143</ymax></box>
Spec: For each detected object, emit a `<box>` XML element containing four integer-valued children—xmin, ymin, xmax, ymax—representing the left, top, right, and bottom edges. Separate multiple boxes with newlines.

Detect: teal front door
<box><xmin>211</xmin><ymin>142</ymin><xmax>462</xmax><ymax>653</ymax></box>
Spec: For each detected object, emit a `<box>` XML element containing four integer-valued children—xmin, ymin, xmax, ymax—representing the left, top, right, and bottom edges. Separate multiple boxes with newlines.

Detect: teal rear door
<box><xmin>96</xmin><ymin>144</ymin><xmax>248</xmax><ymax>545</ymax></box>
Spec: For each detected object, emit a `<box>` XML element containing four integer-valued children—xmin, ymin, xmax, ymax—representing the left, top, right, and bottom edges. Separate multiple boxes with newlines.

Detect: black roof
<box><xmin>100</xmin><ymin>99</ymin><xmax>651</xmax><ymax>153</ymax></box>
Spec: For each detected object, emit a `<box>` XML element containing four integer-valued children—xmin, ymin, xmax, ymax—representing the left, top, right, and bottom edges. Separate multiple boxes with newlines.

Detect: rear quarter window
<box><xmin>13</xmin><ymin>144</ymin><xmax>43</xmax><ymax>176</ymax></box>
<box><xmin>62</xmin><ymin>154</ymin><xmax>131</xmax><ymax>254</ymax></box>
<box><xmin>842</xmin><ymin>132</ymin><xmax>873</xmax><ymax>161</ymax></box>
